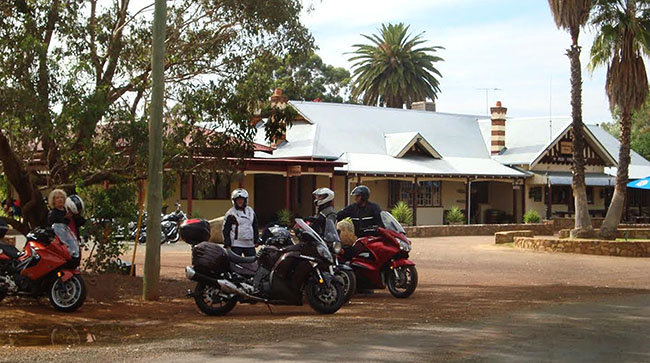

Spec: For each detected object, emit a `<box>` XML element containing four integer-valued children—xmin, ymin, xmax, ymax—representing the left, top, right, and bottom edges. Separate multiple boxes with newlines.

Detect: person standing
<box><xmin>336</xmin><ymin>185</ymin><xmax>384</xmax><ymax>238</ymax></box>
<box><xmin>47</xmin><ymin>190</ymin><xmax>86</xmax><ymax>239</ymax></box>
<box><xmin>223</xmin><ymin>188</ymin><xmax>258</xmax><ymax>257</ymax></box>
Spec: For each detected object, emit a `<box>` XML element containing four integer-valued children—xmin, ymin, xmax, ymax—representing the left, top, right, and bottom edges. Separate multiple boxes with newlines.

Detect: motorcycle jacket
<box><xmin>311</xmin><ymin>204</ymin><xmax>337</xmax><ymax>238</ymax></box>
<box><xmin>223</xmin><ymin>206</ymin><xmax>258</xmax><ymax>248</ymax></box>
<box><xmin>336</xmin><ymin>201</ymin><xmax>385</xmax><ymax>238</ymax></box>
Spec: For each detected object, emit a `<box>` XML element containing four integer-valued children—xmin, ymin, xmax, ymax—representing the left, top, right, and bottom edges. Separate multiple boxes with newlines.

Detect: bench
<box><xmin>495</xmin><ymin>230</ymin><xmax>534</xmax><ymax>244</ymax></box>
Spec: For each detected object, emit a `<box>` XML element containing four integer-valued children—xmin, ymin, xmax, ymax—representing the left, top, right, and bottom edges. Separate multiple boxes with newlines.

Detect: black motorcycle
<box><xmin>129</xmin><ymin>203</ymin><xmax>187</xmax><ymax>244</ymax></box>
<box><xmin>184</xmin><ymin>218</ymin><xmax>346</xmax><ymax>316</ymax></box>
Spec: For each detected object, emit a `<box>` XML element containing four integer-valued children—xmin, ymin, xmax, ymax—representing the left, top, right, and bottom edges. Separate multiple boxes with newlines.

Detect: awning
<box><xmin>533</xmin><ymin>171</ymin><xmax>616</xmax><ymax>186</ymax></box>
<box><xmin>628</xmin><ymin>176</ymin><xmax>650</xmax><ymax>190</ymax></box>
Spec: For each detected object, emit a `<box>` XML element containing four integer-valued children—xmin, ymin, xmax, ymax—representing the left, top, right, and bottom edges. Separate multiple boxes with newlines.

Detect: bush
<box><xmin>445</xmin><ymin>207</ymin><xmax>465</xmax><ymax>224</ymax></box>
<box><xmin>391</xmin><ymin>201</ymin><xmax>413</xmax><ymax>226</ymax></box>
<box><xmin>523</xmin><ymin>209</ymin><xmax>542</xmax><ymax>224</ymax></box>
<box><xmin>276</xmin><ymin>209</ymin><xmax>293</xmax><ymax>226</ymax></box>
<box><xmin>79</xmin><ymin>183</ymin><xmax>138</xmax><ymax>273</ymax></box>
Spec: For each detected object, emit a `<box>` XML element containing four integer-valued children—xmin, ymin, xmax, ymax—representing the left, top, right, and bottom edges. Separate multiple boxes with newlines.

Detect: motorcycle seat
<box><xmin>0</xmin><ymin>243</ymin><xmax>20</xmax><ymax>259</ymax></box>
<box><xmin>227</xmin><ymin>249</ymin><xmax>257</xmax><ymax>264</ymax></box>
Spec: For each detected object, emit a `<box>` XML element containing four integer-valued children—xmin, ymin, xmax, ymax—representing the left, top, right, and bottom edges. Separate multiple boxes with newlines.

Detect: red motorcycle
<box><xmin>342</xmin><ymin>211</ymin><xmax>417</xmax><ymax>298</ymax></box>
<box><xmin>0</xmin><ymin>223</ymin><xmax>86</xmax><ymax>312</ymax></box>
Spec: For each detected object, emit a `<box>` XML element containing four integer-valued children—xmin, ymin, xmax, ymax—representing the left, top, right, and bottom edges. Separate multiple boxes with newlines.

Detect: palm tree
<box><xmin>589</xmin><ymin>0</ymin><xmax>650</xmax><ymax>239</ymax></box>
<box><xmin>348</xmin><ymin>23</ymin><xmax>443</xmax><ymax>109</ymax></box>
<box><xmin>548</xmin><ymin>0</ymin><xmax>595</xmax><ymax>238</ymax></box>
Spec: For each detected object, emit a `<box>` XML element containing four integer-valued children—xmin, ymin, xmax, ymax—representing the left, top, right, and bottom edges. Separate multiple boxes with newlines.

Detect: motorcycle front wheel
<box><xmin>193</xmin><ymin>282</ymin><xmax>237</xmax><ymax>316</ymax></box>
<box><xmin>49</xmin><ymin>275</ymin><xmax>87</xmax><ymax>312</ymax></box>
<box><xmin>336</xmin><ymin>269</ymin><xmax>356</xmax><ymax>303</ymax></box>
<box><xmin>387</xmin><ymin>265</ymin><xmax>418</xmax><ymax>299</ymax></box>
<box><xmin>306</xmin><ymin>275</ymin><xmax>345</xmax><ymax>314</ymax></box>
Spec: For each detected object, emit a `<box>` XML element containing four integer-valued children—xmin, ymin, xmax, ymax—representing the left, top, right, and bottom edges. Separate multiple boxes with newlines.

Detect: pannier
<box><xmin>192</xmin><ymin>241</ymin><xmax>228</xmax><ymax>276</ymax></box>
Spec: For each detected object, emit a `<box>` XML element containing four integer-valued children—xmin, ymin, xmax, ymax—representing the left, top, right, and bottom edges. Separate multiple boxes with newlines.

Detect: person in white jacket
<box><xmin>222</xmin><ymin>188</ymin><xmax>259</xmax><ymax>257</ymax></box>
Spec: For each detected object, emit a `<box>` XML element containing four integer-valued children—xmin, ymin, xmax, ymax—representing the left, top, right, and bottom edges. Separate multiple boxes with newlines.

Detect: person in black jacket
<box><xmin>47</xmin><ymin>190</ymin><xmax>86</xmax><ymax>239</ymax></box>
<box><xmin>309</xmin><ymin>187</ymin><xmax>337</xmax><ymax>238</ymax></box>
<box><xmin>336</xmin><ymin>185</ymin><xmax>384</xmax><ymax>238</ymax></box>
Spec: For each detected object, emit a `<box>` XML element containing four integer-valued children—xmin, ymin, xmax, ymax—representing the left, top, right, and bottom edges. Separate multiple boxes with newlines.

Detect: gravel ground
<box><xmin>2</xmin><ymin>235</ymin><xmax>650</xmax><ymax>362</ymax></box>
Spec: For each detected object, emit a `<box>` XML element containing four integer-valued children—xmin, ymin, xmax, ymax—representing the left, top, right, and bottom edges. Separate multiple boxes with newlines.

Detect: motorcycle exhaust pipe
<box><xmin>185</xmin><ymin>266</ymin><xmax>219</xmax><ymax>286</ymax></box>
<box><xmin>216</xmin><ymin>279</ymin><xmax>265</xmax><ymax>303</ymax></box>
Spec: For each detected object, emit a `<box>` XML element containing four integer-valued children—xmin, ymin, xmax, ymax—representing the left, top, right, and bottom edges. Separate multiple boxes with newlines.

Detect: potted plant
<box><xmin>445</xmin><ymin>207</ymin><xmax>465</xmax><ymax>225</ymax></box>
<box><xmin>276</xmin><ymin>209</ymin><xmax>293</xmax><ymax>226</ymax></box>
<box><xmin>391</xmin><ymin>201</ymin><xmax>413</xmax><ymax>226</ymax></box>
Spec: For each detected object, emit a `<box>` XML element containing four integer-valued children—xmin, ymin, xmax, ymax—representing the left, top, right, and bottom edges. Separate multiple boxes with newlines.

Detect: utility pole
<box><xmin>143</xmin><ymin>0</ymin><xmax>166</xmax><ymax>301</ymax></box>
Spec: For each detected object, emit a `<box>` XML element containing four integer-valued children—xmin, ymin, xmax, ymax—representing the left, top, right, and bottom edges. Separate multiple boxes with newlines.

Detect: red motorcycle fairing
<box><xmin>58</xmin><ymin>269</ymin><xmax>80</xmax><ymax>282</ymax></box>
<box><xmin>20</xmin><ymin>238</ymin><xmax>72</xmax><ymax>281</ymax></box>
<box><xmin>391</xmin><ymin>259</ymin><xmax>415</xmax><ymax>268</ymax></box>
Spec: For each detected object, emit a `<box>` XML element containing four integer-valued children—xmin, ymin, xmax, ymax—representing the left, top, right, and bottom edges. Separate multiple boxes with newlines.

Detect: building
<box><xmin>171</xmin><ymin>92</ymin><xmax>650</xmax><ymax>226</ymax></box>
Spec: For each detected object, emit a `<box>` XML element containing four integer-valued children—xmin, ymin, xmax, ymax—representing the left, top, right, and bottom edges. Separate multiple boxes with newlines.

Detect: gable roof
<box><xmin>252</xmin><ymin>101</ymin><xmax>526</xmax><ymax>177</ymax></box>
<box><xmin>478</xmin><ymin>117</ymin><xmax>616</xmax><ymax>167</ymax></box>
<box><xmin>587</xmin><ymin>124</ymin><xmax>650</xmax><ymax>180</ymax></box>
<box><xmin>384</xmin><ymin>132</ymin><xmax>441</xmax><ymax>158</ymax></box>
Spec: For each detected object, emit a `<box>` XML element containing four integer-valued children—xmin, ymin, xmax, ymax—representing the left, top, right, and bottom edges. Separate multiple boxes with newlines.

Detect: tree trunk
<box><xmin>0</xmin><ymin>130</ymin><xmax>48</xmax><ymax>232</ymax></box>
<box><xmin>143</xmin><ymin>0</ymin><xmax>166</xmax><ymax>301</ymax></box>
<box><xmin>567</xmin><ymin>44</ymin><xmax>594</xmax><ymax>239</ymax></box>
<box><xmin>599</xmin><ymin>111</ymin><xmax>632</xmax><ymax>239</ymax></box>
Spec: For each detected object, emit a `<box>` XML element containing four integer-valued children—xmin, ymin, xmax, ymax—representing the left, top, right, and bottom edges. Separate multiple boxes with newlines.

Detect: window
<box><xmin>587</xmin><ymin>186</ymin><xmax>594</xmax><ymax>204</ymax></box>
<box><xmin>181</xmin><ymin>173</ymin><xmax>231</xmax><ymax>200</ymax></box>
<box><xmin>389</xmin><ymin>180</ymin><xmax>441</xmax><ymax>208</ymax></box>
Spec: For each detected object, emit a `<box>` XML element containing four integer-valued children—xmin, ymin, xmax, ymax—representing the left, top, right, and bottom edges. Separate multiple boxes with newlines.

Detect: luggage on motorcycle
<box><xmin>26</xmin><ymin>227</ymin><xmax>55</xmax><ymax>245</ymax></box>
<box><xmin>192</xmin><ymin>241</ymin><xmax>228</xmax><ymax>276</ymax></box>
<box><xmin>180</xmin><ymin>219</ymin><xmax>210</xmax><ymax>245</ymax></box>
<box><xmin>229</xmin><ymin>261</ymin><xmax>257</xmax><ymax>277</ymax></box>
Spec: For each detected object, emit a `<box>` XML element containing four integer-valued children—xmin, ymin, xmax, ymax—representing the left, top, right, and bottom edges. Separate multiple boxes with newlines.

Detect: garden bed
<box><xmin>514</xmin><ymin>236</ymin><xmax>650</xmax><ymax>257</ymax></box>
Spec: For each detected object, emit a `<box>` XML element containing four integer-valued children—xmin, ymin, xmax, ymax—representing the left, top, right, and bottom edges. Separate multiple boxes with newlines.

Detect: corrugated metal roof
<box><xmin>338</xmin><ymin>153</ymin><xmax>526</xmax><ymax>177</ymax></box>
<box><xmin>531</xmin><ymin>171</ymin><xmax>616</xmax><ymax>186</ymax></box>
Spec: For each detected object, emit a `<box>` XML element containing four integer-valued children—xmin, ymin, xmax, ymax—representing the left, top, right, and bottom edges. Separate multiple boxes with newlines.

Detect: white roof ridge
<box><xmin>288</xmin><ymin>100</ymin><xmax>484</xmax><ymax>118</ymax></box>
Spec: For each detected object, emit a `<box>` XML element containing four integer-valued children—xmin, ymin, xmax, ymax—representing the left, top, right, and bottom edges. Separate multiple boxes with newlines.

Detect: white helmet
<box><xmin>65</xmin><ymin>194</ymin><xmax>85</xmax><ymax>215</ymax></box>
<box><xmin>312</xmin><ymin>187</ymin><xmax>334</xmax><ymax>206</ymax></box>
<box><xmin>231</xmin><ymin>188</ymin><xmax>249</xmax><ymax>208</ymax></box>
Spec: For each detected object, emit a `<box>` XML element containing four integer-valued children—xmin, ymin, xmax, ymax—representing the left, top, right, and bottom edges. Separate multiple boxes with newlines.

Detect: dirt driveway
<box><xmin>2</xmin><ymin>235</ymin><xmax>650</xmax><ymax>362</ymax></box>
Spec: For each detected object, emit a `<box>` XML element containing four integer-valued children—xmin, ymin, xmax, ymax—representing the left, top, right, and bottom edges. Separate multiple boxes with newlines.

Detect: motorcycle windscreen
<box><xmin>322</xmin><ymin>218</ymin><xmax>341</xmax><ymax>243</ymax></box>
<box><xmin>52</xmin><ymin>223</ymin><xmax>80</xmax><ymax>258</ymax></box>
<box><xmin>380</xmin><ymin>211</ymin><xmax>406</xmax><ymax>234</ymax></box>
<box><xmin>294</xmin><ymin>218</ymin><xmax>326</xmax><ymax>245</ymax></box>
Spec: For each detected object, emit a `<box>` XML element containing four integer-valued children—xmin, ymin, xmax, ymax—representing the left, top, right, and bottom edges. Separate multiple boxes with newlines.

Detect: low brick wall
<box><xmin>558</xmin><ymin>228</ymin><xmax>650</xmax><ymax>239</ymax></box>
<box><xmin>495</xmin><ymin>230</ymin><xmax>534</xmax><ymax>244</ymax></box>
<box><xmin>405</xmin><ymin>222</ymin><xmax>554</xmax><ymax>238</ymax></box>
<box><xmin>514</xmin><ymin>236</ymin><xmax>650</xmax><ymax>257</ymax></box>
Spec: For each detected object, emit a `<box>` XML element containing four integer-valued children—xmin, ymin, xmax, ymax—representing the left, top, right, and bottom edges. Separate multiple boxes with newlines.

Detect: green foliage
<box><xmin>391</xmin><ymin>201</ymin><xmax>413</xmax><ymax>226</ymax></box>
<box><xmin>348</xmin><ymin>23</ymin><xmax>444</xmax><ymax>108</ymax></box>
<box><xmin>445</xmin><ymin>207</ymin><xmax>465</xmax><ymax>224</ymax></box>
<box><xmin>603</xmin><ymin>96</ymin><xmax>650</xmax><ymax>161</ymax></box>
<box><xmin>523</xmin><ymin>209</ymin><xmax>542</xmax><ymax>224</ymax></box>
<box><xmin>78</xmin><ymin>183</ymin><xmax>138</xmax><ymax>273</ymax></box>
<box><xmin>276</xmin><ymin>209</ymin><xmax>293</xmax><ymax>226</ymax></box>
<box><xmin>0</xmin><ymin>0</ymin><xmax>313</xmax><ymax>231</ymax></box>
<box><xmin>240</xmin><ymin>52</ymin><xmax>353</xmax><ymax>103</ymax></box>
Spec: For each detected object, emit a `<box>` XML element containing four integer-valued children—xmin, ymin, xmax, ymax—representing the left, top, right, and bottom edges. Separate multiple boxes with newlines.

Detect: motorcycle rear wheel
<box><xmin>387</xmin><ymin>265</ymin><xmax>418</xmax><ymax>299</ymax></box>
<box><xmin>306</xmin><ymin>276</ymin><xmax>344</xmax><ymax>314</ymax></box>
<box><xmin>194</xmin><ymin>282</ymin><xmax>237</xmax><ymax>316</ymax></box>
<box><xmin>49</xmin><ymin>275</ymin><xmax>87</xmax><ymax>312</ymax></box>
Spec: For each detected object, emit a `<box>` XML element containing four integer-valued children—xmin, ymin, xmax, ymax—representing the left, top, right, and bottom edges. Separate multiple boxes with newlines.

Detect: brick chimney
<box><xmin>269</xmin><ymin>88</ymin><xmax>289</xmax><ymax>148</ymax></box>
<box><xmin>411</xmin><ymin>101</ymin><xmax>436</xmax><ymax>112</ymax></box>
<box><xmin>490</xmin><ymin>101</ymin><xmax>507</xmax><ymax>154</ymax></box>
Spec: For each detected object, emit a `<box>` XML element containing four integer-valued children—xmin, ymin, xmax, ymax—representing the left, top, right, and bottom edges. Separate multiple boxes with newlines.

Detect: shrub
<box><xmin>276</xmin><ymin>209</ymin><xmax>293</xmax><ymax>226</ymax></box>
<box><xmin>391</xmin><ymin>201</ymin><xmax>413</xmax><ymax>226</ymax></box>
<box><xmin>445</xmin><ymin>207</ymin><xmax>465</xmax><ymax>224</ymax></box>
<box><xmin>523</xmin><ymin>209</ymin><xmax>542</xmax><ymax>224</ymax></box>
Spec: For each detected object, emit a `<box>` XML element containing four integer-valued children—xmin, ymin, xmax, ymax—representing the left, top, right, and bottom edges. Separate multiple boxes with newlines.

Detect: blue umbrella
<box><xmin>628</xmin><ymin>176</ymin><xmax>650</xmax><ymax>190</ymax></box>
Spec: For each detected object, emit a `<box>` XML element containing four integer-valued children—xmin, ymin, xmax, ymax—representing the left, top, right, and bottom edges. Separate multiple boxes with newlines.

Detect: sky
<box><xmin>301</xmin><ymin>0</ymin><xmax>614</xmax><ymax>124</ymax></box>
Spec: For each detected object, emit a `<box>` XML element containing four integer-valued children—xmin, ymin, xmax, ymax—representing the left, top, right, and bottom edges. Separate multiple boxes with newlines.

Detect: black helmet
<box><xmin>351</xmin><ymin>185</ymin><xmax>370</xmax><ymax>202</ymax></box>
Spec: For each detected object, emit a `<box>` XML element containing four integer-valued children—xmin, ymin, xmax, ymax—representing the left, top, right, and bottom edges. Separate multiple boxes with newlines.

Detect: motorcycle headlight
<box><xmin>316</xmin><ymin>243</ymin><xmax>333</xmax><ymax>263</ymax></box>
<box><xmin>332</xmin><ymin>241</ymin><xmax>342</xmax><ymax>255</ymax></box>
<box><xmin>398</xmin><ymin>239</ymin><xmax>411</xmax><ymax>252</ymax></box>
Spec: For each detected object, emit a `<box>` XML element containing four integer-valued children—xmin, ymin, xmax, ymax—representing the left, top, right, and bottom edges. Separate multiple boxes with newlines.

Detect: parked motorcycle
<box><xmin>183</xmin><ymin>218</ymin><xmax>346</xmax><ymax>316</ymax></box>
<box><xmin>129</xmin><ymin>203</ymin><xmax>187</xmax><ymax>244</ymax></box>
<box><xmin>342</xmin><ymin>211</ymin><xmax>418</xmax><ymax>298</ymax></box>
<box><xmin>304</xmin><ymin>217</ymin><xmax>356</xmax><ymax>303</ymax></box>
<box><xmin>0</xmin><ymin>224</ymin><xmax>87</xmax><ymax>312</ymax></box>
